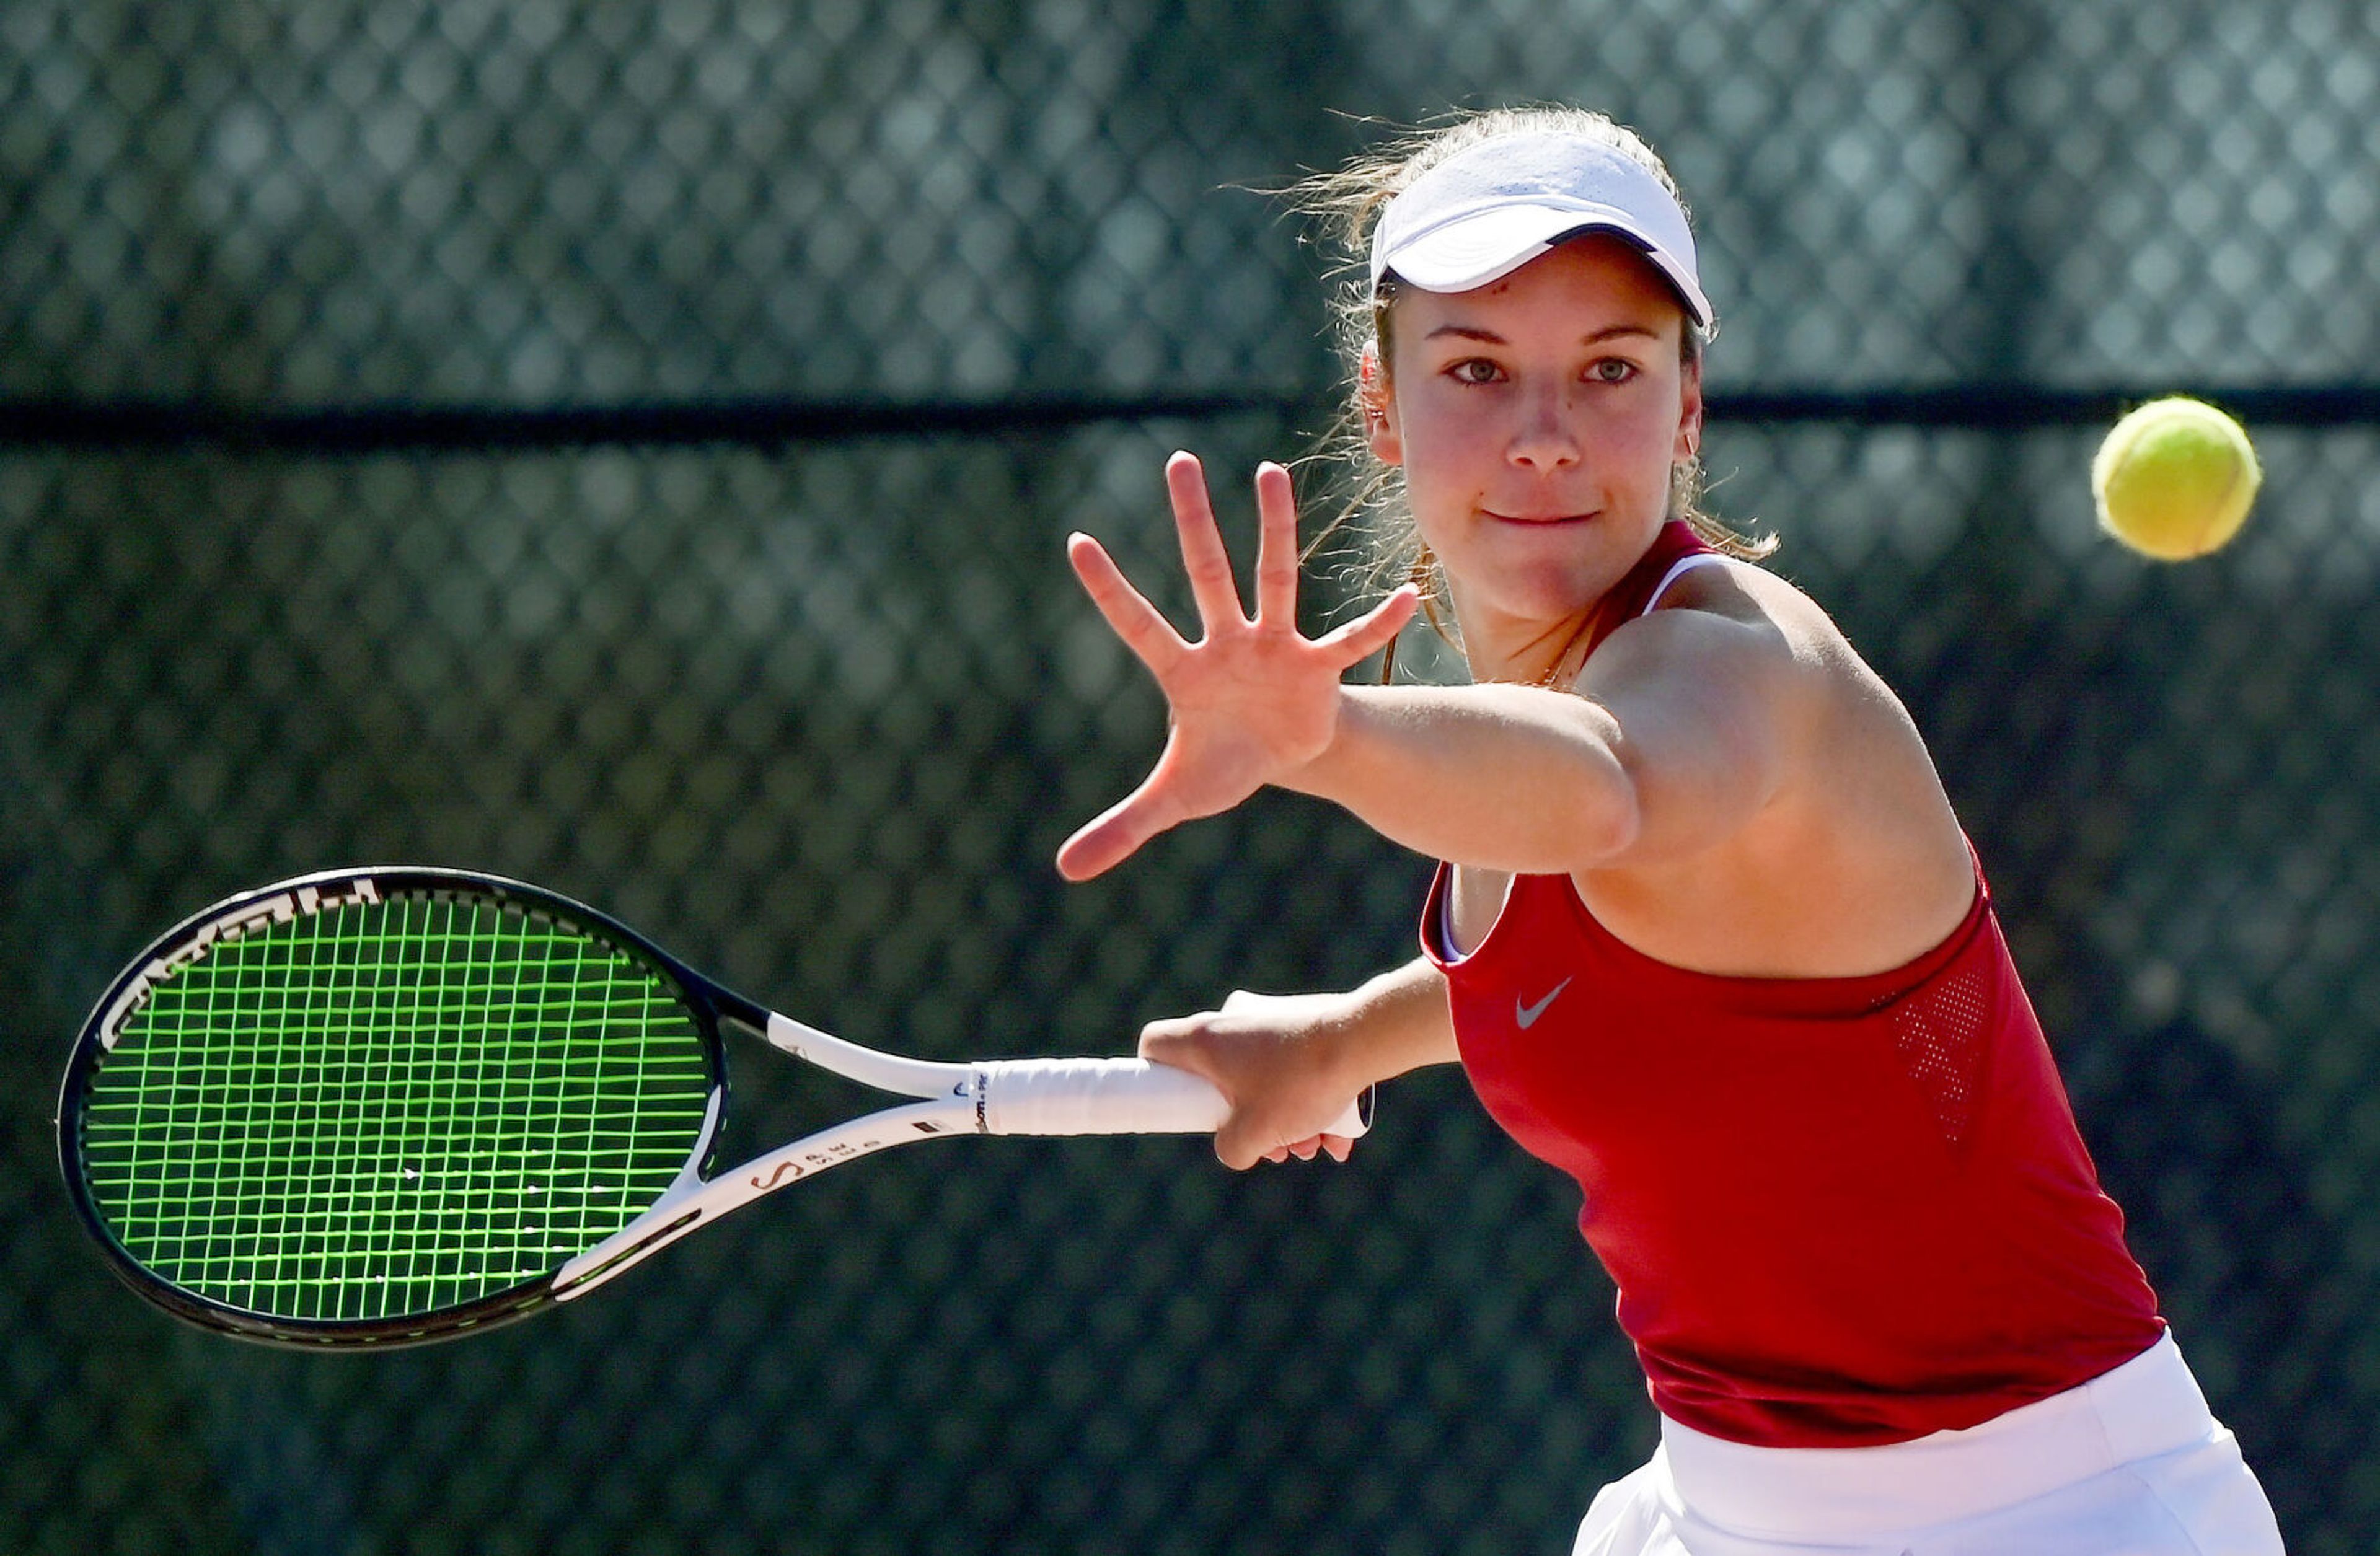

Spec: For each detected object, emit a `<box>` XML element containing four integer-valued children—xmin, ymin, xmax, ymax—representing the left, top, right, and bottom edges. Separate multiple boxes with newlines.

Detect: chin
<box><xmin>1466</xmin><ymin>578</ymin><xmax>1606</xmax><ymax>637</ymax></box>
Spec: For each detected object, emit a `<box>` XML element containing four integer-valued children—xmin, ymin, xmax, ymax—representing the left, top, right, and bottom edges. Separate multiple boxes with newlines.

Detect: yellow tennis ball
<box><xmin>2091</xmin><ymin>397</ymin><xmax>2262</xmax><ymax>561</ymax></box>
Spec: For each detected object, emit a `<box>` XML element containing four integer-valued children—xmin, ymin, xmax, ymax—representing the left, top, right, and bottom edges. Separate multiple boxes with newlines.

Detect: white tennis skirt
<box><xmin>1574</xmin><ymin>1332</ymin><xmax>2284</xmax><ymax>1555</ymax></box>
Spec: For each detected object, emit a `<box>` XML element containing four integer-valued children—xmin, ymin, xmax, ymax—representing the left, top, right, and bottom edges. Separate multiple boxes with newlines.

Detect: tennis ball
<box><xmin>2090</xmin><ymin>397</ymin><xmax>2261</xmax><ymax>561</ymax></box>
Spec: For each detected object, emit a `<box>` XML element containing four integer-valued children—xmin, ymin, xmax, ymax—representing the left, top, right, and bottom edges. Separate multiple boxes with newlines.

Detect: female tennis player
<box><xmin>1057</xmin><ymin>107</ymin><xmax>2283</xmax><ymax>1555</ymax></box>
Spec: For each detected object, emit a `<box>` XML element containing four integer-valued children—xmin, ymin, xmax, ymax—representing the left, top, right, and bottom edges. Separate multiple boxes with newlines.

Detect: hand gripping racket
<box><xmin>56</xmin><ymin>867</ymin><xmax>1367</xmax><ymax>1349</ymax></box>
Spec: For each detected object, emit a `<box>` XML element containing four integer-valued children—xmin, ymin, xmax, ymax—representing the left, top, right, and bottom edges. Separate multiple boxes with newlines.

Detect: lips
<box><xmin>1483</xmin><ymin>508</ymin><xmax>1597</xmax><ymax>524</ymax></box>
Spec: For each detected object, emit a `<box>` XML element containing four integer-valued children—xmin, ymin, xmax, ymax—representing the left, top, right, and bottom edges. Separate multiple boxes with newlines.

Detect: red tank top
<box><xmin>1423</xmin><ymin>525</ymin><xmax>2164</xmax><ymax>1448</ymax></box>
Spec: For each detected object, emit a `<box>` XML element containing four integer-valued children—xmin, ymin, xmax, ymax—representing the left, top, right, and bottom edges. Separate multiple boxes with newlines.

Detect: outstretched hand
<box><xmin>1056</xmin><ymin>452</ymin><xmax>1419</xmax><ymax>881</ymax></box>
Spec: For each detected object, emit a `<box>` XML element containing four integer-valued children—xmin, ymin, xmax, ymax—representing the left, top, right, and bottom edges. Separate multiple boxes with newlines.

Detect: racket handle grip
<box><xmin>975</xmin><ymin>1057</ymin><xmax>1369</xmax><ymax>1142</ymax></box>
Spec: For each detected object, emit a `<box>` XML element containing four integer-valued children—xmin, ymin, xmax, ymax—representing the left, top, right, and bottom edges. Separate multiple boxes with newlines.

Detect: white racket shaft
<box><xmin>552</xmin><ymin>1014</ymin><xmax>1367</xmax><ymax>1301</ymax></box>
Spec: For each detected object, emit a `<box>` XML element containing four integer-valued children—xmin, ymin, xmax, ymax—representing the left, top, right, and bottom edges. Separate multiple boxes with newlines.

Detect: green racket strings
<box><xmin>79</xmin><ymin>894</ymin><xmax>712</xmax><ymax>1325</ymax></box>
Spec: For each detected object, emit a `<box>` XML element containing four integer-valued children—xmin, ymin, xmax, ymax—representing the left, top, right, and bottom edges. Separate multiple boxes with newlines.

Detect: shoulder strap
<box><xmin>1640</xmin><ymin>551</ymin><xmax>1733</xmax><ymax>617</ymax></box>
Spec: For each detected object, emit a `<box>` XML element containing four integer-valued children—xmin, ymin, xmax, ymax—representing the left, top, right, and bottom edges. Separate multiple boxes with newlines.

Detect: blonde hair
<box><xmin>1289</xmin><ymin>106</ymin><xmax>1773</xmax><ymax>656</ymax></box>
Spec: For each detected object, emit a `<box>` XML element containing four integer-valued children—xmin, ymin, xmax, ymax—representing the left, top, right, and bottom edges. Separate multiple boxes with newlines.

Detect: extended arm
<box><xmin>1289</xmin><ymin>607</ymin><xmax>1798</xmax><ymax>873</ymax></box>
<box><xmin>1059</xmin><ymin>453</ymin><xmax>1802</xmax><ymax>882</ymax></box>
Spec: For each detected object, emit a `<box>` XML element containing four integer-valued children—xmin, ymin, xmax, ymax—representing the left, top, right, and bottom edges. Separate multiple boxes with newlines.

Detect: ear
<box><xmin>1673</xmin><ymin>345</ymin><xmax>1705</xmax><ymax>464</ymax></box>
<box><xmin>1360</xmin><ymin>343</ymin><xmax>1403</xmax><ymax>467</ymax></box>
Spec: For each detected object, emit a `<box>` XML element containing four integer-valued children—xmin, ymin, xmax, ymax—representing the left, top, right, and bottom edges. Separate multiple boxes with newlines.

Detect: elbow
<box><xmin>1571</xmin><ymin>779</ymin><xmax>1642</xmax><ymax>869</ymax></box>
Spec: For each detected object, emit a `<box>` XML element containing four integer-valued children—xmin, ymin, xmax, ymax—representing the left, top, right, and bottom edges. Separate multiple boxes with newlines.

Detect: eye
<box><xmin>1447</xmin><ymin>358</ymin><xmax>1504</xmax><ymax>385</ymax></box>
<box><xmin>1589</xmin><ymin>358</ymin><xmax>1639</xmax><ymax>384</ymax></box>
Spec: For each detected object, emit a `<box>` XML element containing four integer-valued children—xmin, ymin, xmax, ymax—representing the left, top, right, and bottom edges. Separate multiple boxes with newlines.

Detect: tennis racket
<box><xmin>56</xmin><ymin>866</ymin><xmax>1367</xmax><ymax>1349</ymax></box>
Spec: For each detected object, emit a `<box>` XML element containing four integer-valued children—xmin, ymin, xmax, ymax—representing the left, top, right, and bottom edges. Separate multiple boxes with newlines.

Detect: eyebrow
<box><xmin>1422</xmin><ymin>322</ymin><xmax>1663</xmax><ymax>346</ymax></box>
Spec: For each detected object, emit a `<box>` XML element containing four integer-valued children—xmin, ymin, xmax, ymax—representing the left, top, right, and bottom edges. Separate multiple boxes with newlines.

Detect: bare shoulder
<box><xmin>1605</xmin><ymin>556</ymin><xmax>1895</xmax><ymax>703</ymax></box>
<box><xmin>1576</xmin><ymin>555</ymin><xmax>1977</xmax><ymax>978</ymax></box>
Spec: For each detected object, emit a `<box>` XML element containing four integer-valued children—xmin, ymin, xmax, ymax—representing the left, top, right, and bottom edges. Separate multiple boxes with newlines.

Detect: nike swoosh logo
<box><xmin>1515</xmin><ymin>978</ymin><xmax>1572</xmax><ymax>1030</ymax></box>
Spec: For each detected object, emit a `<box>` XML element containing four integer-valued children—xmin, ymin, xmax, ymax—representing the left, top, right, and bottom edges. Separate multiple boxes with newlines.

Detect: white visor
<box><xmin>1368</xmin><ymin>131</ymin><xmax>1712</xmax><ymax>330</ymax></box>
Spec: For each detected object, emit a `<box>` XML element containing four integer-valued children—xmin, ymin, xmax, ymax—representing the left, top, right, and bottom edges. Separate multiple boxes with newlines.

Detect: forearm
<box><xmin>1323</xmin><ymin>956</ymin><xmax>1461</xmax><ymax>1091</ymax></box>
<box><xmin>1286</xmin><ymin>683</ymin><xmax>1641</xmax><ymax>873</ymax></box>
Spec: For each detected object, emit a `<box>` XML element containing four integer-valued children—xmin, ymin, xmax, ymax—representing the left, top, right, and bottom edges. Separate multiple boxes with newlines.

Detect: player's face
<box><xmin>1368</xmin><ymin>234</ymin><xmax>1703</xmax><ymax>678</ymax></box>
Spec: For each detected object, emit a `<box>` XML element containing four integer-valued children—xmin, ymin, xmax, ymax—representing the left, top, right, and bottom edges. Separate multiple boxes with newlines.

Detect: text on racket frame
<box><xmin>98</xmin><ymin>877</ymin><xmax>383</xmax><ymax>1050</ymax></box>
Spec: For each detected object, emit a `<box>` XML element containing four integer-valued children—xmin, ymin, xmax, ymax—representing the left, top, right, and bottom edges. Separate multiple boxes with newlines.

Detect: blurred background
<box><xmin>5</xmin><ymin>1</ymin><xmax>2378</xmax><ymax>1551</ymax></box>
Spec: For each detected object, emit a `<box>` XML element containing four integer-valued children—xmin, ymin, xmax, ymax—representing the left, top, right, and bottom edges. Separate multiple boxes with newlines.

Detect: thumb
<box><xmin>1056</xmin><ymin>776</ymin><xmax>1181</xmax><ymax>881</ymax></box>
<box><xmin>1315</xmin><ymin>584</ymin><xmax>1421</xmax><ymax>666</ymax></box>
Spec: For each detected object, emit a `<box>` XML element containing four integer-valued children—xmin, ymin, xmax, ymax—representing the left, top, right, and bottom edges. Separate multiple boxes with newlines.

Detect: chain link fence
<box><xmin>6</xmin><ymin>2</ymin><xmax>2379</xmax><ymax>1552</ymax></box>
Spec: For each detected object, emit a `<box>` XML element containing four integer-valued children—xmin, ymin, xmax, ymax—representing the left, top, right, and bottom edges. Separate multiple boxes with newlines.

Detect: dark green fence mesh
<box><xmin>7</xmin><ymin>2</ymin><xmax>2379</xmax><ymax>1552</ymax></box>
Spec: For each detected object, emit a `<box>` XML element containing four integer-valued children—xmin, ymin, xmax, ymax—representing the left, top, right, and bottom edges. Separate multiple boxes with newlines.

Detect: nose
<box><xmin>1506</xmin><ymin>384</ymin><xmax>1581</xmax><ymax>471</ymax></box>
